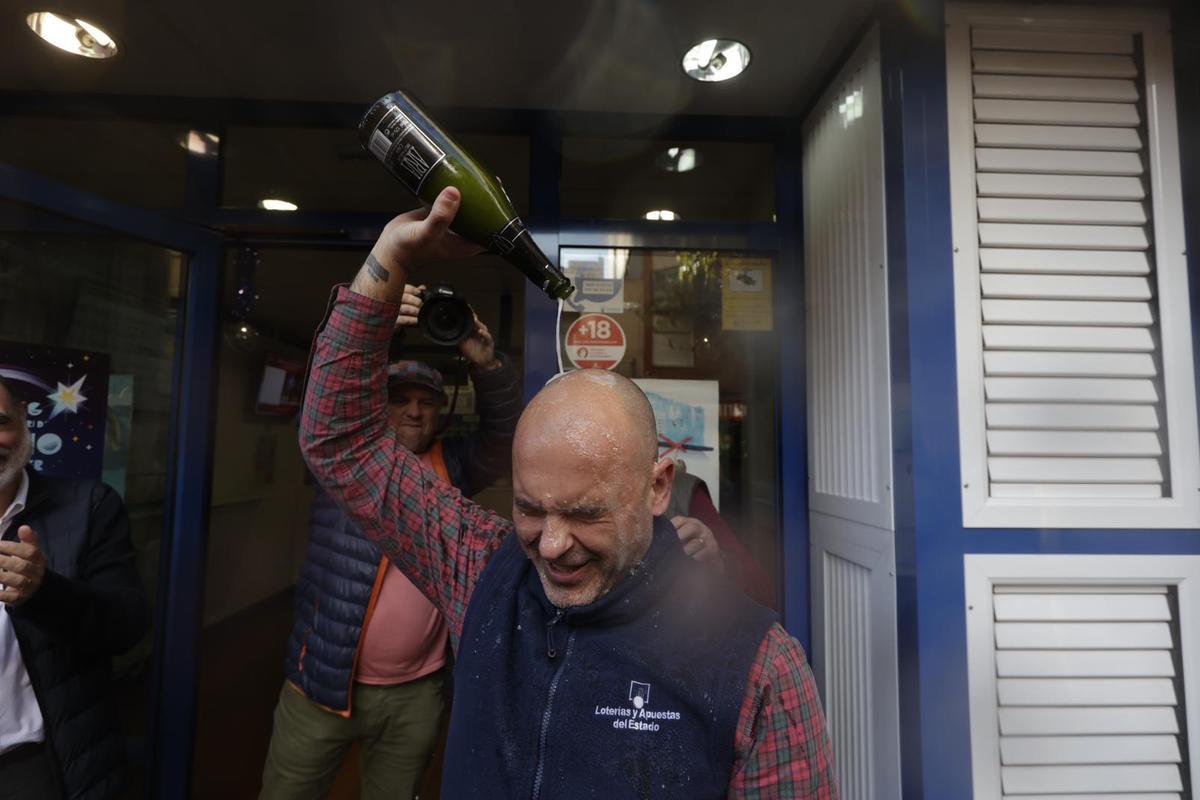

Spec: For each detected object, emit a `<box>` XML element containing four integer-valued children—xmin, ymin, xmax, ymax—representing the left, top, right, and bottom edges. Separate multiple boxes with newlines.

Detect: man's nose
<box><xmin>539</xmin><ymin>517</ymin><xmax>573</xmax><ymax>561</ymax></box>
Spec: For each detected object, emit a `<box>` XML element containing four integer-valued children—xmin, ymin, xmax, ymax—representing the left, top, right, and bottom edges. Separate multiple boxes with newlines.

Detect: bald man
<box><xmin>300</xmin><ymin>188</ymin><xmax>838</xmax><ymax>799</ymax></box>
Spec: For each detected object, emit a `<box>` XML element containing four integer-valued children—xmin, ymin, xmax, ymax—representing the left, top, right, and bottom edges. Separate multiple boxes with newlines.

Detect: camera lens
<box><xmin>418</xmin><ymin>288</ymin><xmax>474</xmax><ymax>346</ymax></box>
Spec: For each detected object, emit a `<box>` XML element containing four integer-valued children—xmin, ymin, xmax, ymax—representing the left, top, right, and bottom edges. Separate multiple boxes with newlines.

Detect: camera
<box><xmin>418</xmin><ymin>284</ymin><xmax>474</xmax><ymax>346</ymax></box>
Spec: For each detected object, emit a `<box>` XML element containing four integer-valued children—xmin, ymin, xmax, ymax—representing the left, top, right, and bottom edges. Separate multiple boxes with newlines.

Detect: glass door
<box><xmin>0</xmin><ymin>162</ymin><xmax>222</xmax><ymax>799</ymax></box>
<box><xmin>557</xmin><ymin>246</ymin><xmax>782</xmax><ymax>609</ymax></box>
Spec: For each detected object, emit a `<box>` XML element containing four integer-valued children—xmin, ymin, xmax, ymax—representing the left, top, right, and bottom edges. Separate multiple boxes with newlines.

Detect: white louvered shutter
<box><xmin>966</xmin><ymin>556</ymin><xmax>1200</xmax><ymax>800</ymax></box>
<box><xmin>992</xmin><ymin>585</ymin><xmax>1186</xmax><ymax>798</ymax></box>
<box><xmin>947</xmin><ymin>6</ymin><xmax>1200</xmax><ymax>528</ymax></box>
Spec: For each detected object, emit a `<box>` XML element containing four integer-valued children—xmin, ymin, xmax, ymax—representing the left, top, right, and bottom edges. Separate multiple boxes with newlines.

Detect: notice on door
<box><xmin>721</xmin><ymin>257</ymin><xmax>774</xmax><ymax>331</ymax></box>
<box><xmin>565</xmin><ymin>313</ymin><xmax>626</xmax><ymax>370</ymax></box>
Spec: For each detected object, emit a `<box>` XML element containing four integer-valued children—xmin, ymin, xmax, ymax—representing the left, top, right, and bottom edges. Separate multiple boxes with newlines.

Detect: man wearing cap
<box><xmin>260</xmin><ymin>285</ymin><xmax>522</xmax><ymax>799</ymax></box>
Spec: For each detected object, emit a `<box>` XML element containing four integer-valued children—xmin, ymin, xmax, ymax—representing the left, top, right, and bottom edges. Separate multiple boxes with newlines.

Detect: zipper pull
<box><xmin>546</xmin><ymin>610</ymin><xmax>565</xmax><ymax>659</ymax></box>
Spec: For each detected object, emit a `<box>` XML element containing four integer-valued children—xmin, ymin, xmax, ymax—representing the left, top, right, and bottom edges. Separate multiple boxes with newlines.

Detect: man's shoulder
<box><xmin>747</xmin><ymin>622</ymin><xmax>812</xmax><ymax>688</ymax></box>
<box><xmin>25</xmin><ymin>471</ymin><xmax>113</xmax><ymax>512</ymax></box>
<box><xmin>655</xmin><ymin>565</ymin><xmax>780</xmax><ymax>663</ymax></box>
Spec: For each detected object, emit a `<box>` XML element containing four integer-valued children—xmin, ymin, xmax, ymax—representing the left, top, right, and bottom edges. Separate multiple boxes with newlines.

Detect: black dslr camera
<box><xmin>417</xmin><ymin>284</ymin><xmax>474</xmax><ymax>346</ymax></box>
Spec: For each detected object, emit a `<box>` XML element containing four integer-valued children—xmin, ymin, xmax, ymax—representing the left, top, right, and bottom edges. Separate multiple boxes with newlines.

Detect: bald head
<box><xmin>517</xmin><ymin>369</ymin><xmax>658</xmax><ymax>470</ymax></box>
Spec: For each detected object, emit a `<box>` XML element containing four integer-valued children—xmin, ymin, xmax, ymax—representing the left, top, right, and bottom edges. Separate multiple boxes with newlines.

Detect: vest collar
<box><xmin>524</xmin><ymin>515</ymin><xmax>687</xmax><ymax>627</ymax></box>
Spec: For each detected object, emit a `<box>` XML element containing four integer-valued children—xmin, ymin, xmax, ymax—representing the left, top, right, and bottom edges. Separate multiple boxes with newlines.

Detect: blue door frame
<box><xmin>1</xmin><ymin>104</ymin><xmax>811</xmax><ymax>796</ymax></box>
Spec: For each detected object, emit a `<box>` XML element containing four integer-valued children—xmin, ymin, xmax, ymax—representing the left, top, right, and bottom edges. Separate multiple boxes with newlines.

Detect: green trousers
<box><xmin>259</xmin><ymin>670</ymin><xmax>446</xmax><ymax>800</ymax></box>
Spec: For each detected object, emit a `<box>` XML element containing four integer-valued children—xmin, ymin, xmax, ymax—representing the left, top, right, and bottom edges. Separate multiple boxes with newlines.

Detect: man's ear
<box><xmin>650</xmin><ymin>457</ymin><xmax>675</xmax><ymax>517</ymax></box>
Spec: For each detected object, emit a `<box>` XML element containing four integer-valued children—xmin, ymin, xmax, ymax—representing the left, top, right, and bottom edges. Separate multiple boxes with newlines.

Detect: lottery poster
<box><xmin>0</xmin><ymin>340</ymin><xmax>110</xmax><ymax>480</ymax></box>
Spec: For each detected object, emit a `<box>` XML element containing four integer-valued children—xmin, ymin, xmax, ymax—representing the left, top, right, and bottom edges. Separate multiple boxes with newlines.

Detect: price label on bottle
<box><xmin>565</xmin><ymin>313</ymin><xmax>626</xmax><ymax>370</ymax></box>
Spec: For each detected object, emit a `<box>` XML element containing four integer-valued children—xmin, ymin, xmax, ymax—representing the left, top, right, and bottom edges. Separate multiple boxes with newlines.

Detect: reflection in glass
<box><xmin>0</xmin><ymin>200</ymin><xmax>185</xmax><ymax>796</ymax></box>
<box><xmin>0</xmin><ymin>118</ymin><xmax>189</xmax><ymax>208</ymax></box>
<box><xmin>558</xmin><ymin>247</ymin><xmax>780</xmax><ymax>608</ymax></box>
<box><xmin>222</xmin><ymin>127</ymin><xmax>531</xmax><ymax>216</ymax></box>
<box><xmin>562</xmin><ymin>138</ymin><xmax>774</xmax><ymax>222</ymax></box>
<box><xmin>191</xmin><ymin>246</ymin><xmax>527</xmax><ymax>795</ymax></box>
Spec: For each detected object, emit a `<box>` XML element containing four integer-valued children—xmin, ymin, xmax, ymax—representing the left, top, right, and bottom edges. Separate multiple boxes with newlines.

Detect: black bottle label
<box><xmin>367</xmin><ymin>105</ymin><xmax>447</xmax><ymax>192</ymax></box>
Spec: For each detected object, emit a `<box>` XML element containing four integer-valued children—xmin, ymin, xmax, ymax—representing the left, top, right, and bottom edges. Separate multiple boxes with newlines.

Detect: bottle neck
<box><xmin>505</xmin><ymin>232</ymin><xmax>574</xmax><ymax>300</ymax></box>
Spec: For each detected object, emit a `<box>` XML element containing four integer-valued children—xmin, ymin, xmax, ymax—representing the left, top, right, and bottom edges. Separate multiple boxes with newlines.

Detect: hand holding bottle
<box><xmin>349</xmin><ymin>187</ymin><xmax>482</xmax><ymax>305</ymax></box>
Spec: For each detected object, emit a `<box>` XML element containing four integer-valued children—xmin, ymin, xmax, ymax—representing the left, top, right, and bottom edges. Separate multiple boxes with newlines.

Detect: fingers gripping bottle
<box><xmin>359</xmin><ymin>90</ymin><xmax>574</xmax><ymax>301</ymax></box>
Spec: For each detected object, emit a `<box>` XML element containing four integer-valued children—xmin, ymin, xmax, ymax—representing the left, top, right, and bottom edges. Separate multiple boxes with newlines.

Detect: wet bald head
<box><xmin>517</xmin><ymin>369</ymin><xmax>657</xmax><ymax>470</ymax></box>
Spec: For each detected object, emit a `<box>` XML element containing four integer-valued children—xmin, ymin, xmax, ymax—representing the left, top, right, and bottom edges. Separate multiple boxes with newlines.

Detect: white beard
<box><xmin>0</xmin><ymin>426</ymin><xmax>32</xmax><ymax>492</ymax></box>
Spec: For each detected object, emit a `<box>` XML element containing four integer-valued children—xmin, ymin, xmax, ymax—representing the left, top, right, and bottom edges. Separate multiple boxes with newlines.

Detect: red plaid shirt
<box><xmin>301</xmin><ymin>286</ymin><xmax>839</xmax><ymax>799</ymax></box>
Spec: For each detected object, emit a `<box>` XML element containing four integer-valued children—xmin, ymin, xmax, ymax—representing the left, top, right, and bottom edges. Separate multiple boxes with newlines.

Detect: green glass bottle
<box><xmin>359</xmin><ymin>90</ymin><xmax>574</xmax><ymax>300</ymax></box>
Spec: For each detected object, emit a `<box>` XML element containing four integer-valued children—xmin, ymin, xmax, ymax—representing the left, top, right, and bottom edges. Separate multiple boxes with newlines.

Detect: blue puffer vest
<box><xmin>285</xmin><ymin>355</ymin><xmax>522</xmax><ymax>713</ymax></box>
<box><xmin>284</xmin><ymin>446</ymin><xmax>453</xmax><ymax>713</ymax></box>
<box><xmin>443</xmin><ymin>517</ymin><xmax>778</xmax><ymax>799</ymax></box>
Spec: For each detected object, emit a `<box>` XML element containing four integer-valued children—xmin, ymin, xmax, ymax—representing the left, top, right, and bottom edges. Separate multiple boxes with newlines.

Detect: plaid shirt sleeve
<box><xmin>730</xmin><ymin>623</ymin><xmax>840</xmax><ymax>799</ymax></box>
<box><xmin>299</xmin><ymin>285</ymin><xmax>513</xmax><ymax>650</ymax></box>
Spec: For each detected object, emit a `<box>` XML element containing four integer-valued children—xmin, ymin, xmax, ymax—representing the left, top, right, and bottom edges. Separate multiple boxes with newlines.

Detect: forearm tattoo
<box><xmin>365</xmin><ymin>254</ymin><xmax>390</xmax><ymax>283</ymax></box>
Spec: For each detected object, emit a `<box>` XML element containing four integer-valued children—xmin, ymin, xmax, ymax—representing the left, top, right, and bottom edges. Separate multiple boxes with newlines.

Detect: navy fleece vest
<box><xmin>443</xmin><ymin>517</ymin><xmax>777</xmax><ymax>799</ymax></box>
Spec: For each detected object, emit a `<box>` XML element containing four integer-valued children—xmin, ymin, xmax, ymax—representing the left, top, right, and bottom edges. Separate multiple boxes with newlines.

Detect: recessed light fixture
<box><xmin>644</xmin><ymin>210</ymin><xmax>679</xmax><ymax>221</ymax></box>
<box><xmin>26</xmin><ymin>12</ymin><xmax>119</xmax><ymax>59</ymax></box>
<box><xmin>178</xmin><ymin>131</ymin><xmax>221</xmax><ymax>155</ymax></box>
<box><xmin>258</xmin><ymin>198</ymin><xmax>298</xmax><ymax>212</ymax></box>
<box><xmin>656</xmin><ymin>147</ymin><xmax>701</xmax><ymax>173</ymax></box>
<box><xmin>682</xmin><ymin>39</ymin><xmax>750</xmax><ymax>83</ymax></box>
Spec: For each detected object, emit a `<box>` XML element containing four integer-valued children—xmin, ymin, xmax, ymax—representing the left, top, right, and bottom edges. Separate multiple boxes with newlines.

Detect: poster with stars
<box><xmin>0</xmin><ymin>340</ymin><xmax>110</xmax><ymax>480</ymax></box>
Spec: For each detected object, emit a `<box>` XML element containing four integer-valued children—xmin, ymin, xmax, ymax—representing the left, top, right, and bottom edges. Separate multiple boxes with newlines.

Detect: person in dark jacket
<box><xmin>260</xmin><ymin>285</ymin><xmax>523</xmax><ymax>800</ymax></box>
<box><xmin>0</xmin><ymin>375</ymin><xmax>150</xmax><ymax>800</ymax></box>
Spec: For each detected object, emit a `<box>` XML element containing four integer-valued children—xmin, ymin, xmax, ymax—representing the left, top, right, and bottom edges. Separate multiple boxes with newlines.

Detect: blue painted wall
<box><xmin>881</xmin><ymin>2</ymin><xmax>1200</xmax><ymax>797</ymax></box>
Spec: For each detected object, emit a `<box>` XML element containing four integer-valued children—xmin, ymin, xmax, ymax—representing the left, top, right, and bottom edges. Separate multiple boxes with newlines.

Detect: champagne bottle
<box><xmin>359</xmin><ymin>90</ymin><xmax>574</xmax><ymax>300</ymax></box>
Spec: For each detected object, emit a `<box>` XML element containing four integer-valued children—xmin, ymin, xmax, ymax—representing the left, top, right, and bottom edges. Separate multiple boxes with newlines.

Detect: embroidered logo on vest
<box><xmin>593</xmin><ymin>680</ymin><xmax>683</xmax><ymax>732</ymax></box>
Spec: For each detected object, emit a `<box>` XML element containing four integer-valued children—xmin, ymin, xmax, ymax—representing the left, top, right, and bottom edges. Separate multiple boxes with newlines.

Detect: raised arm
<box><xmin>299</xmin><ymin>189</ymin><xmax>511</xmax><ymax>644</ymax></box>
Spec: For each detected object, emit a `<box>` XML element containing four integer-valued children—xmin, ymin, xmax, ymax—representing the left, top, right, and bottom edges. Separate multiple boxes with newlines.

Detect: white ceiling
<box><xmin>2</xmin><ymin>0</ymin><xmax>878</xmax><ymax>117</ymax></box>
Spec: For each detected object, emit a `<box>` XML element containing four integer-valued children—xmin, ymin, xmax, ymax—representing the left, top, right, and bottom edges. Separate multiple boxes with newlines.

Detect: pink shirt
<box><xmin>354</xmin><ymin>445</ymin><xmax>450</xmax><ymax>686</ymax></box>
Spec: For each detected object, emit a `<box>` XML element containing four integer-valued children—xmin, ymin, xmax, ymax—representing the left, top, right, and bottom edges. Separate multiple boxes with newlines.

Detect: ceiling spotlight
<box><xmin>26</xmin><ymin>12</ymin><xmax>118</xmax><ymax>59</ymax></box>
<box><xmin>258</xmin><ymin>198</ymin><xmax>298</xmax><ymax>212</ymax></box>
<box><xmin>682</xmin><ymin>39</ymin><xmax>750</xmax><ymax>83</ymax></box>
<box><xmin>644</xmin><ymin>210</ymin><xmax>679</xmax><ymax>221</ymax></box>
<box><xmin>656</xmin><ymin>147</ymin><xmax>701</xmax><ymax>173</ymax></box>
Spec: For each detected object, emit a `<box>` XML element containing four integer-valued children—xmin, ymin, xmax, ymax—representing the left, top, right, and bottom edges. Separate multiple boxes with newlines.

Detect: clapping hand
<box><xmin>0</xmin><ymin>525</ymin><xmax>47</xmax><ymax>606</ymax></box>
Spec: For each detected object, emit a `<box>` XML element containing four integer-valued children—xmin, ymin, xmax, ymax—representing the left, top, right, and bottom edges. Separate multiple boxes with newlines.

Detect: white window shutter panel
<box><xmin>946</xmin><ymin>5</ymin><xmax>1200</xmax><ymax>528</ymax></box>
<box><xmin>965</xmin><ymin>555</ymin><xmax>1200</xmax><ymax>800</ymax></box>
